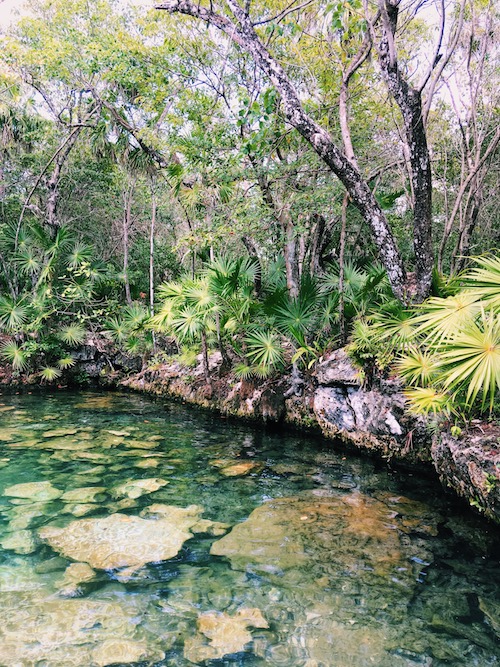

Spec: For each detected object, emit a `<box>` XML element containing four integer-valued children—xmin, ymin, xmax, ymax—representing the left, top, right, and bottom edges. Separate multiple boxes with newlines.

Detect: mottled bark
<box><xmin>157</xmin><ymin>0</ymin><xmax>407</xmax><ymax>302</ymax></box>
<box><xmin>374</xmin><ymin>0</ymin><xmax>433</xmax><ymax>301</ymax></box>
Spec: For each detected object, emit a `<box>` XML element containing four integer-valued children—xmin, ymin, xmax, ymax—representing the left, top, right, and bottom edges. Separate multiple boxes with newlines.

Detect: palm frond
<box><xmin>40</xmin><ymin>366</ymin><xmax>62</xmax><ymax>382</ymax></box>
<box><xmin>464</xmin><ymin>254</ymin><xmax>500</xmax><ymax>311</ymax></box>
<box><xmin>57</xmin><ymin>355</ymin><xmax>76</xmax><ymax>369</ymax></box>
<box><xmin>439</xmin><ymin>310</ymin><xmax>500</xmax><ymax>411</ymax></box>
<box><xmin>397</xmin><ymin>347</ymin><xmax>441</xmax><ymax>385</ymax></box>
<box><xmin>411</xmin><ymin>293</ymin><xmax>481</xmax><ymax>343</ymax></box>
<box><xmin>403</xmin><ymin>386</ymin><xmax>451</xmax><ymax>415</ymax></box>
<box><xmin>59</xmin><ymin>324</ymin><xmax>86</xmax><ymax>346</ymax></box>
<box><xmin>245</xmin><ymin>329</ymin><xmax>284</xmax><ymax>369</ymax></box>
<box><xmin>0</xmin><ymin>341</ymin><xmax>29</xmax><ymax>371</ymax></box>
<box><xmin>0</xmin><ymin>296</ymin><xmax>29</xmax><ymax>332</ymax></box>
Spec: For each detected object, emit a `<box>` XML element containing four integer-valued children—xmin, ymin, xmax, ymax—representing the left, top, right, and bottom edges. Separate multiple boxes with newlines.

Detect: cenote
<box><xmin>0</xmin><ymin>390</ymin><xmax>499</xmax><ymax>667</ymax></box>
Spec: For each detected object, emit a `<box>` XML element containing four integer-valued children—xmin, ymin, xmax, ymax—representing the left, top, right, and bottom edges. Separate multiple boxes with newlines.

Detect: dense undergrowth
<box><xmin>1</xmin><ymin>216</ymin><xmax>498</xmax><ymax>427</ymax></box>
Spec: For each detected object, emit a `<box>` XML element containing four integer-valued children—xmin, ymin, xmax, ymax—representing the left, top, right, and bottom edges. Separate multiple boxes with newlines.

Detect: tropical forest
<box><xmin>0</xmin><ymin>0</ymin><xmax>499</xmax><ymax>665</ymax></box>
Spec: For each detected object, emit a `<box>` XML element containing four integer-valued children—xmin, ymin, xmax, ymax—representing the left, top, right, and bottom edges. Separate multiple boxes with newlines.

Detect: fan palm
<box><xmin>0</xmin><ymin>341</ymin><xmax>29</xmax><ymax>371</ymax></box>
<box><xmin>0</xmin><ymin>296</ymin><xmax>29</xmax><ymax>332</ymax></box>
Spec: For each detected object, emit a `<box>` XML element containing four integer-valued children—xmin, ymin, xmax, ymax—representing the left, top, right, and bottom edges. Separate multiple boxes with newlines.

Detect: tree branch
<box><xmin>158</xmin><ymin>0</ymin><xmax>408</xmax><ymax>300</ymax></box>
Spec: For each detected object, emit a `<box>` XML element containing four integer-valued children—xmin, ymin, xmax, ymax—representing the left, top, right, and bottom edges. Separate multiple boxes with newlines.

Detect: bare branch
<box><xmin>155</xmin><ymin>1</ymin><xmax>246</xmax><ymax>48</ymax></box>
<box><xmin>252</xmin><ymin>0</ymin><xmax>316</xmax><ymax>27</ymax></box>
<box><xmin>422</xmin><ymin>0</ymin><xmax>466</xmax><ymax>122</ymax></box>
<box><xmin>417</xmin><ymin>0</ymin><xmax>445</xmax><ymax>93</ymax></box>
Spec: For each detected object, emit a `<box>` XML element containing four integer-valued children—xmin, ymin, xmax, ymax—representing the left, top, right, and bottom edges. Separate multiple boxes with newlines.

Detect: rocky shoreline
<box><xmin>2</xmin><ymin>339</ymin><xmax>500</xmax><ymax>524</ymax></box>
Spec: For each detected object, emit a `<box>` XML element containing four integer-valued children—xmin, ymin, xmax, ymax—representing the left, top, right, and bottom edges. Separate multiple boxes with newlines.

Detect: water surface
<box><xmin>0</xmin><ymin>390</ymin><xmax>499</xmax><ymax>666</ymax></box>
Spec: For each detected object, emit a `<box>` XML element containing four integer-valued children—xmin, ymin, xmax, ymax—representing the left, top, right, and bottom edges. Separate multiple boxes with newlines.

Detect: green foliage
<box><xmin>0</xmin><ymin>341</ymin><xmax>30</xmax><ymax>371</ymax></box>
<box><xmin>39</xmin><ymin>366</ymin><xmax>62</xmax><ymax>382</ymax></box>
<box><xmin>59</xmin><ymin>324</ymin><xmax>87</xmax><ymax>347</ymax></box>
<box><xmin>244</xmin><ymin>329</ymin><xmax>284</xmax><ymax>372</ymax></box>
<box><xmin>396</xmin><ymin>254</ymin><xmax>500</xmax><ymax>416</ymax></box>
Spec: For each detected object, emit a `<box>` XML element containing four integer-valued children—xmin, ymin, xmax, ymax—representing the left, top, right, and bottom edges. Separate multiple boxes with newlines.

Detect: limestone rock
<box><xmin>134</xmin><ymin>458</ymin><xmax>160</xmax><ymax>469</ymax></box>
<box><xmin>211</xmin><ymin>459</ymin><xmax>263</xmax><ymax>477</ymax></box>
<box><xmin>432</xmin><ymin>430</ymin><xmax>500</xmax><ymax>523</ymax></box>
<box><xmin>4</xmin><ymin>481</ymin><xmax>63</xmax><ymax>502</ymax></box>
<box><xmin>110</xmin><ymin>478</ymin><xmax>169</xmax><ymax>499</ymax></box>
<box><xmin>211</xmin><ymin>492</ymin><xmax>420</xmax><ymax>581</ymax></box>
<box><xmin>5</xmin><ymin>501</ymin><xmax>53</xmax><ymax>530</ymax></box>
<box><xmin>42</xmin><ymin>428</ymin><xmax>78</xmax><ymax>438</ymax></box>
<box><xmin>315</xmin><ymin>348</ymin><xmax>361</xmax><ymax>386</ymax></box>
<box><xmin>61</xmin><ymin>486</ymin><xmax>107</xmax><ymax>503</ymax></box>
<box><xmin>184</xmin><ymin>608</ymin><xmax>268</xmax><ymax>663</ymax></box>
<box><xmin>0</xmin><ymin>590</ymin><xmax>167</xmax><ymax>666</ymax></box>
<box><xmin>0</xmin><ymin>529</ymin><xmax>37</xmax><ymax>554</ymax></box>
<box><xmin>58</xmin><ymin>562</ymin><xmax>96</xmax><ymax>596</ymax></box>
<box><xmin>39</xmin><ymin>505</ymin><xmax>211</xmax><ymax>570</ymax></box>
<box><xmin>92</xmin><ymin>639</ymin><xmax>165</xmax><ymax>666</ymax></box>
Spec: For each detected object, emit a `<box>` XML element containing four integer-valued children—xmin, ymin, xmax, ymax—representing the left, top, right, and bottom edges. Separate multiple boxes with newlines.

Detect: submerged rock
<box><xmin>42</xmin><ymin>428</ymin><xmax>78</xmax><ymax>438</ymax></box>
<box><xmin>61</xmin><ymin>486</ymin><xmax>107</xmax><ymax>503</ymax></box>
<box><xmin>211</xmin><ymin>491</ymin><xmax>423</xmax><ymax>582</ymax></box>
<box><xmin>92</xmin><ymin>639</ymin><xmax>165</xmax><ymax>666</ymax></box>
<box><xmin>0</xmin><ymin>590</ymin><xmax>167</xmax><ymax>666</ymax></box>
<box><xmin>184</xmin><ymin>608</ymin><xmax>268</xmax><ymax>663</ymax></box>
<box><xmin>39</xmin><ymin>505</ymin><xmax>218</xmax><ymax>571</ymax></box>
<box><xmin>0</xmin><ymin>529</ymin><xmax>37</xmax><ymax>554</ymax></box>
<box><xmin>58</xmin><ymin>562</ymin><xmax>96</xmax><ymax>597</ymax></box>
<box><xmin>4</xmin><ymin>481</ymin><xmax>63</xmax><ymax>502</ymax></box>
<box><xmin>110</xmin><ymin>478</ymin><xmax>169</xmax><ymax>499</ymax></box>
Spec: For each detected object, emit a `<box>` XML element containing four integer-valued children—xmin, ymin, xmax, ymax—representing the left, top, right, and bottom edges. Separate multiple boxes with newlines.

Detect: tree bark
<box><xmin>149</xmin><ymin>183</ymin><xmax>156</xmax><ymax>317</ymax></box>
<box><xmin>157</xmin><ymin>0</ymin><xmax>407</xmax><ymax>302</ymax></box>
<box><xmin>372</xmin><ymin>0</ymin><xmax>433</xmax><ymax>301</ymax></box>
<box><xmin>122</xmin><ymin>179</ymin><xmax>134</xmax><ymax>305</ymax></box>
<box><xmin>45</xmin><ymin>127</ymin><xmax>82</xmax><ymax>236</ymax></box>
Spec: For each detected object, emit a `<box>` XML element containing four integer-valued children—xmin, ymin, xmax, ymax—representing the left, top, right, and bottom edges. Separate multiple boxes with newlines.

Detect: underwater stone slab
<box><xmin>42</xmin><ymin>428</ymin><xmax>78</xmax><ymax>438</ymax></box>
<box><xmin>4</xmin><ymin>481</ymin><xmax>63</xmax><ymax>502</ymax></box>
<box><xmin>110</xmin><ymin>478</ymin><xmax>169</xmax><ymax>499</ymax></box>
<box><xmin>39</xmin><ymin>505</ymin><xmax>214</xmax><ymax>570</ymax></box>
<box><xmin>61</xmin><ymin>487</ymin><xmax>107</xmax><ymax>503</ymax></box>
<box><xmin>0</xmin><ymin>529</ymin><xmax>37</xmax><ymax>554</ymax></box>
<box><xmin>184</xmin><ymin>608</ymin><xmax>268</xmax><ymax>663</ymax></box>
<box><xmin>211</xmin><ymin>492</ymin><xmax>420</xmax><ymax>581</ymax></box>
<box><xmin>92</xmin><ymin>639</ymin><xmax>165</xmax><ymax>666</ymax></box>
<box><xmin>57</xmin><ymin>562</ymin><xmax>96</xmax><ymax>597</ymax></box>
<box><xmin>0</xmin><ymin>590</ymin><xmax>168</xmax><ymax>666</ymax></box>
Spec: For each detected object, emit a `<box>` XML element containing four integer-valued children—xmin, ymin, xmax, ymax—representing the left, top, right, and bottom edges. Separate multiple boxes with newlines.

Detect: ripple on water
<box><xmin>0</xmin><ymin>390</ymin><xmax>499</xmax><ymax>666</ymax></box>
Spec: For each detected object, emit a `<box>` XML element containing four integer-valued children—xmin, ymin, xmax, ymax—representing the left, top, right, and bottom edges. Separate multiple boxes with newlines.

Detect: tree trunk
<box><xmin>45</xmin><ymin>128</ymin><xmax>82</xmax><ymax>237</ymax></box>
<box><xmin>149</xmin><ymin>184</ymin><xmax>156</xmax><ymax>317</ymax></box>
<box><xmin>339</xmin><ymin>193</ymin><xmax>349</xmax><ymax>346</ymax></box>
<box><xmin>149</xmin><ymin>182</ymin><xmax>157</xmax><ymax>352</ymax></box>
<box><xmin>284</xmin><ymin>213</ymin><xmax>300</xmax><ymax>299</ymax></box>
<box><xmin>201</xmin><ymin>329</ymin><xmax>210</xmax><ymax>385</ymax></box>
<box><xmin>123</xmin><ymin>180</ymin><xmax>134</xmax><ymax>305</ymax></box>
<box><xmin>374</xmin><ymin>0</ymin><xmax>433</xmax><ymax>301</ymax></box>
<box><xmin>158</xmin><ymin>0</ymin><xmax>407</xmax><ymax>302</ymax></box>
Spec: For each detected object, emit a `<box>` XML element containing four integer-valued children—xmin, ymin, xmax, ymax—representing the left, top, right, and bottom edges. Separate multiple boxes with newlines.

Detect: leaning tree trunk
<box><xmin>157</xmin><ymin>0</ymin><xmax>407</xmax><ymax>303</ymax></box>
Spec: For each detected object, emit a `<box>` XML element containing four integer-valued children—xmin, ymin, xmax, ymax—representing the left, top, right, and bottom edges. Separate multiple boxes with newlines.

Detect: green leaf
<box><xmin>59</xmin><ymin>324</ymin><xmax>86</xmax><ymax>346</ymax></box>
<box><xmin>40</xmin><ymin>366</ymin><xmax>62</xmax><ymax>382</ymax></box>
<box><xmin>0</xmin><ymin>341</ymin><xmax>29</xmax><ymax>371</ymax></box>
<box><xmin>245</xmin><ymin>329</ymin><xmax>283</xmax><ymax>370</ymax></box>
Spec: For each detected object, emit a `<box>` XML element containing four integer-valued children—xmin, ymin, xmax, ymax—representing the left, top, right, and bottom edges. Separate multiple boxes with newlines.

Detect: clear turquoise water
<box><xmin>0</xmin><ymin>390</ymin><xmax>498</xmax><ymax>666</ymax></box>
